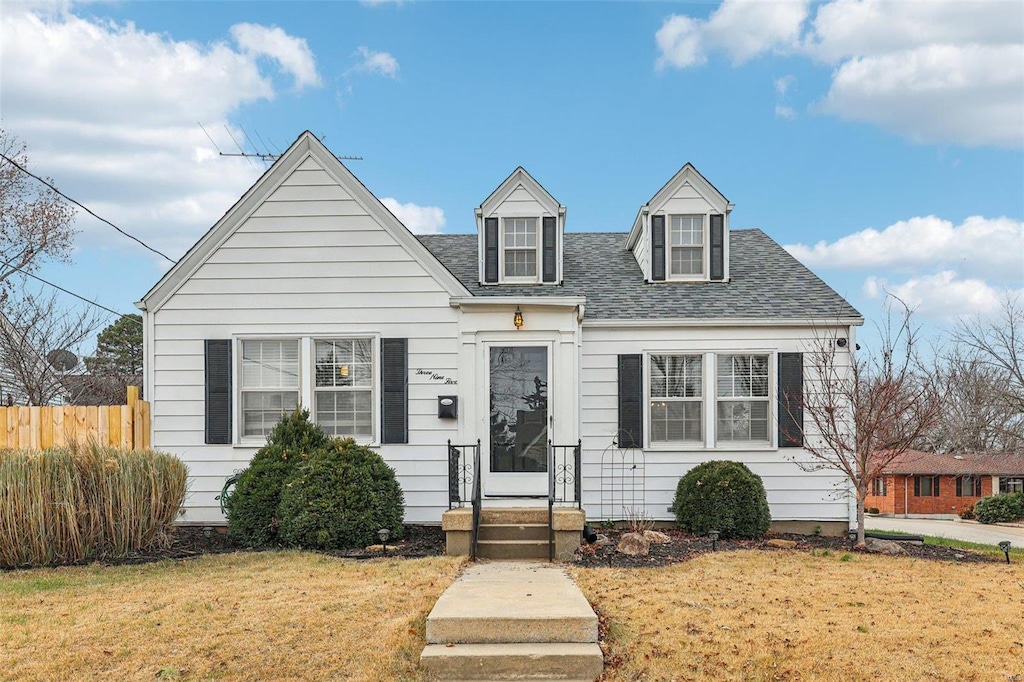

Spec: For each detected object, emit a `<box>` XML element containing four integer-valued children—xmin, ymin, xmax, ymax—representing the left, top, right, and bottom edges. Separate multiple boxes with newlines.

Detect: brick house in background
<box><xmin>865</xmin><ymin>450</ymin><xmax>1024</xmax><ymax>518</ymax></box>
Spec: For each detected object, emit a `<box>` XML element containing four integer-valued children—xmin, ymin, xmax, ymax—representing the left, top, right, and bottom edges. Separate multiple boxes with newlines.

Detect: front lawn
<box><xmin>571</xmin><ymin>550</ymin><xmax>1023</xmax><ymax>681</ymax></box>
<box><xmin>0</xmin><ymin>552</ymin><xmax>463</xmax><ymax>681</ymax></box>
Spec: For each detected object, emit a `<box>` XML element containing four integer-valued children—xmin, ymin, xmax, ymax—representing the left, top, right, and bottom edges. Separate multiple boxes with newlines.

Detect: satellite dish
<box><xmin>46</xmin><ymin>349</ymin><xmax>79</xmax><ymax>371</ymax></box>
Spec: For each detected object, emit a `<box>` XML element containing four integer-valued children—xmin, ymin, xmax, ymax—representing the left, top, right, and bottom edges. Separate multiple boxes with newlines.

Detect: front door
<box><xmin>485</xmin><ymin>344</ymin><xmax>549</xmax><ymax>496</ymax></box>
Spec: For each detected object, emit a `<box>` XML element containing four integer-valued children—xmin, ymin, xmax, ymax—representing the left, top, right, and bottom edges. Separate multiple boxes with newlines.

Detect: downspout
<box><xmin>904</xmin><ymin>476</ymin><xmax>908</xmax><ymax>518</ymax></box>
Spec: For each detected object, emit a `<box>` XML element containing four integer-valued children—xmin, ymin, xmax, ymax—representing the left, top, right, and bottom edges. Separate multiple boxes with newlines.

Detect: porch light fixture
<box><xmin>513</xmin><ymin>306</ymin><xmax>524</xmax><ymax>330</ymax></box>
<box><xmin>998</xmin><ymin>541</ymin><xmax>1011</xmax><ymax>564</ymax></box>
<box><xmin>378</xmin><ymin>528</ymin><xmax>390</xmax><ymax>552</ymax></box>
<box><xmin>708</xmin><ymin>529</ymin><xmax>720</xmax><ymax>552</ymax></box>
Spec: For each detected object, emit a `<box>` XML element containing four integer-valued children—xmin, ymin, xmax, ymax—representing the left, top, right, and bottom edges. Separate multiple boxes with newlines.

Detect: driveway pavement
<box><xmin>865</xmin><ymin>516</ymin><xmax>1024</xmax><ymax>546</ymax></box>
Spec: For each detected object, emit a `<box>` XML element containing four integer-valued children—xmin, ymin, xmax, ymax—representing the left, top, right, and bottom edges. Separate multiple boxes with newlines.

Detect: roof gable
<box><xmin>139</xmin><ymin>131</ymin><xmax>470</xmax><ymax>312</ymax></box>
<box><xmin>478</xmin><ymin>167</ymin><xmax>562</xmax><ymax>217</ymax></box>
<box><xmin>626</xmin><ymin>163</ymin><xmax>732</xmax><ymax>250</ymax></box>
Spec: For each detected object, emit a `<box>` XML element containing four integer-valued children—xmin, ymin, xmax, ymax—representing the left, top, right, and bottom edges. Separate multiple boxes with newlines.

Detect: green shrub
<box><xmin>277</xmin><ymin>439</ymin><xmax>405</xmax><ymax>550</ymax></box>
<box><xmin>671</xmin><ymin>460</ymin><xmax>771</xmax><ymax>540</ymax></box>
<box><xmin>224</xmin><ymin>409</ymin><xmax>333</xmax><ymax>547</ymax></box>
<box><xmin>958</xmin><ymin>503</ymin><xmax>976</xmax><ymax>520</ymax></box>
<box><xmin>0</xmin><ymin>444</ymin><xmax>187</xmax><ymax>568</ymax></box>
<box><xmin>974</xmin><ymin>492</ymin><xmax>1024</xmax><ymax>524</ymax></box>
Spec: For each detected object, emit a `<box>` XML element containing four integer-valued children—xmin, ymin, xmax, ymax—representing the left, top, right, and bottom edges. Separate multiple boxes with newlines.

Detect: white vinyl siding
<box><xmin>240</xmin><ymin>339</ymin><xmax>299</xmax><ymax>438</ymax></box>
<box><xmin>149</xmin><ymin>154</ymin><xmax>460</xmax><ymax>525</ymax></box>
<box><xmin>502</xmin><ymin>217</ymin><xmax>538</xmax><ymax>280</ymax></box>
<box><xmin>579</xmin><ymin>324</ymin><xmax>852</xmax><ymax>523</ymax></box>
<box><xmin>669</xmin><ymin>215</ymin><xmax>704</xmax><ymax>277</ymax></box>
<box><xmin>649</xmin><ymin>354</ymin><xmax>702</xmax><ymax>443</ymax></box>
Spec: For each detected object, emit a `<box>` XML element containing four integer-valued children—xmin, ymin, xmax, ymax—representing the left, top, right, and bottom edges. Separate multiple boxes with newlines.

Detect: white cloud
<box><xmin>774</xmin><ymin>75</ymin><xmax>795</xmax><ymax>96</ymax></box>
<box><xmin>0</xmin><ymin>8</ymin><xmax>322</xmax><ymax>257</ymax></box>
<box><xmin>785</xmin><ymin>215</ymin><xmax>1024</xmax><ymax>280</ymax></box>
<box><xmin>863</xmin><ymin>271</ymin><xmax>1023</xmax><ymax>320</ymax></box>
<box><xmin>380</xmin><ymin>198</ymin><xmax>445</xmax><ymax>234</ymax></box>
<box><xmin>656</xmin><ymin>1</ymin><xmax>808</xmax><ymax>69</ymax></box>
<box><xmin>351</xmin><ymin>46</ymin><xmax>400</xmax><ymax>79</ymax></box>
<box><xmin>655</xmin><ymin>0</ymin><xmax>1024</xmax><ymax>148</ymax></box>
<box><xmin>230</xmin><ymin>23</ymin><xmax>322</xmax><ymax>89</ymax></box>
<box><xmin>774</xmin><ymin>105</ymin><xmax>796</xmax><ymax>120</ymax></box>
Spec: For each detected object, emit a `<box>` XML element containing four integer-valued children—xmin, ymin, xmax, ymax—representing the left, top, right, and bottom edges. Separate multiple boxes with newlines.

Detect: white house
<box><xmin>138</xmin><ymin>131</ymin><xmax>862</xmax><ymax>536</ymax></box>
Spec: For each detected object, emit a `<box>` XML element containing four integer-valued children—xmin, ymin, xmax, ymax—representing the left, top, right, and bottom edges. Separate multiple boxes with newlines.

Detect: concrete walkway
<box><xmin>867</xmin><ymin>516</ymin><xmax>1024</xmax><ymax>546</ymax></box>
<box><xmin>420</xmin><ymin>562</ymin><xmax>603</xmax><ymax>681</ymax></box>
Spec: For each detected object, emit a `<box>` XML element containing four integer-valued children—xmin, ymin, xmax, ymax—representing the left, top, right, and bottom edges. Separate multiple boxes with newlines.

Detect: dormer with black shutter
<box><xmin>625</xmin><ymin>164</ymin><xmax>733</xmax><ymax>284</ymax></box>
<box><xmin>476</xmin><ymin>167</ymin><xmax>564</xmax><ymax>285</ymax></box>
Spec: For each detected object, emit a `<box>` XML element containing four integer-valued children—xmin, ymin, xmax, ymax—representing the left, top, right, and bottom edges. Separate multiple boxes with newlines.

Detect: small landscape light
<box><xmin>848</xmin><ymin>528</ymin><xmax>858</xmax><ymax>548</ymax></box>
<box><xmin>378</xmin><ymin>528</ymin><xmax>390</xmax><ymax>552</ymax></box>
<box><xmin>998</xmin><ymin>541</ymin><xmax>1011</xmax><ymax>564</ymax></box>
<box><xmin>708</xmin><ymin>529</ymin><xmax>720</xmax><ymax>552</ymax></box>
<box><xmin>513</xmin><ymin>306</ymin><xmax>524</xmax><ymax>330</ymax></box>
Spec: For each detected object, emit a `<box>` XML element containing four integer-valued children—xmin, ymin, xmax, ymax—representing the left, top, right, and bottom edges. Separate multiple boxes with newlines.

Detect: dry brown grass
<box><xmin>571</xmin><ymin>550</ymin><xmax>1024</xmax><ymax>681</ymax></box>
<box><xmin>0</xmin><ymin>551</ymin><xmax>463</xmax><ymax>681</ymax></box>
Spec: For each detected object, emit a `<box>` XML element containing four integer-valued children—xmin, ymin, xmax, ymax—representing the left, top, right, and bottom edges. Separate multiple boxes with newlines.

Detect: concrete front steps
<box><xmin>420</xmin><ymin>562</ymin><xmax>603</xmax><ymax>681</ymax></box>
<box><xmin>442</xmin><ymin>506</ymin><xmax>585</xmax><ymax>560</ymax></box>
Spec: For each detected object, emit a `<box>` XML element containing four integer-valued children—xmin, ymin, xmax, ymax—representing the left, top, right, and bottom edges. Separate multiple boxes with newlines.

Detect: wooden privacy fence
<box><xmin>0</xmin><ymin>386</ymin><xmax>150</xmax><ymax>451</ymax></box>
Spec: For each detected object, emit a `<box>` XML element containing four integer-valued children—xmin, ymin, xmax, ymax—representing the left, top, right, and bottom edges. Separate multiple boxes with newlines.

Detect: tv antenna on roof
<box><xmin>198</xmin><ymin>123</ymin><xmax>363</xmax><ymax>165</ymax></box>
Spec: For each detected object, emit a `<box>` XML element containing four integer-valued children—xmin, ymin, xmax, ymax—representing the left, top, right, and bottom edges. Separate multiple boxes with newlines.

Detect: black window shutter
<box><xmin>956</xmin><ymin>476</ymin><xmax>963</xmax><ymax>497</ymax></box>
<box><xmin>617</xmin><ymin>354</ymin><xmax>643</xmax><ymax>449</ymax></box>
<box><xmin>975</xmin><ymin>477</ymin><xmax>982</xmax><ymax>496</ymax></box>
<box><xmin>204</xmin><ymin>340</ymin><xmax>232</xmax><ymax>445</ymax></box>
<box><xmin>934</xmin><ymin>476</ymin><xmax>940</xmax><ymax>497</ymax></box>
<box><xmin>542</xmin><ymin>216</ymin><xmax>557</xmax><ymax>283</ymax></box>
<box><xmin>484</xmin><ymin>217</ymin><xmax>499</xmax><ymax>283</ymax></box>
<box><xmin>710</xmin><ymin>213</ymin><xmax>725</xmax><ymax>281</ymax></box>
<box><xmin>381</xmin><ymin>338</ymin><xmax>408</xmax><ymax>444</ymax></box>
<box><xmin>651</xmin><ymin>215</ymin><xmax>666</xmax><ymax>281</ymax></box>
<box><xmin>914</xmin><ymin>477</ymin><xmax>921</xmax><ymax>496</ymax></box>
<box><xmin>777</xmin><ymin>353</ymin><xmax>803</xmax><ymax>448</ymax></box>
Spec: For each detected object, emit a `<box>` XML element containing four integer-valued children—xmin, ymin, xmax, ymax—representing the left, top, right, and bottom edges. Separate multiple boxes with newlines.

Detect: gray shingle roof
<box><xmin>418</xmin><ymin>229</ymin><xmax>861</xmax><ymax>321</ymax></box>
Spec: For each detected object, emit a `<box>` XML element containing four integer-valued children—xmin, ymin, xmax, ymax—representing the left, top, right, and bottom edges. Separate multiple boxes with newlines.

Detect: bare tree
<box><xmin>0</xmin><ymin>129</ymin><xmax>77</xmax><ymax>293</ymax></box>
<box><xmin>950</xmin><ymin>293</ymin><xmax>1024</xmax><ymax>448</ymax></box>
<box><xmin>0</xmin><ymin>288</ymin><xmax>105</xmax><ymax>405</ymax></box>
<box><xmin>789</xmin><ymin>298</ymin><xmax>944</xmax><ymax>545</ymax></box>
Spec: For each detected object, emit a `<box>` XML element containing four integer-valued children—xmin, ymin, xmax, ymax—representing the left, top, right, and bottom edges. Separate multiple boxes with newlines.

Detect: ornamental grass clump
<box><xmin>671</xmin><ymin>460</ymin><xmax>771</xmax><ymax>540</ymax></box>
<box><xmin>0</xmin><ymin>443</ymin><xmax>187</xmax><ymax>568</ymax></box>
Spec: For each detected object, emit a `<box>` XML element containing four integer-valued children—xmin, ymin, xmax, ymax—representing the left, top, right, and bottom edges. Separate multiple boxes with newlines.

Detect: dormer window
<box><xmin>503</xmin><ymin>217</ymin><xmax>539</xmax><ymax>280</ymax></box>
<box><xmin>670</xmin><ymin>215</ymin><xmax>704</xmax><ymax>277</ymax></box>
<box><xmin>478</xmin><ymin>167</ymin><xmax>564</xmax><ymax>285</ymax></box>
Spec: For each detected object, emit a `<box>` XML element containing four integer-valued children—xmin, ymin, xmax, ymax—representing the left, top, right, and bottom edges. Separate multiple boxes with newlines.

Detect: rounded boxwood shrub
<box><xmin>224</xmin><ymin>409</ymin><xmax>333</xmax><ymax>547</ymax></box>
<box><xmin>277</xmin><ymin>439</ymin><xmax>405</xmax><ymax>550</ymax></box>
<box><xmin>671</xmin><ymin>460</ymin><xmax>771</xmax><ymax>539</ymax></box>
<box><xmin>974</xmin><ymin>492</ymin><xmax>1024</xmax><ymax>525</ymax></box>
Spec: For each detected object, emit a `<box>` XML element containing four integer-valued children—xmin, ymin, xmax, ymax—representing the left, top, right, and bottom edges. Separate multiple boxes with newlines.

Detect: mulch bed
<box><xmin>7</xmin><ymin>525</ymin><xmax>1002</xmax><ymax>571</ymax></box>
<box><xmin>571</xmin><ymin>528</ymin><xmax>1001</xmax><ymax>567</ymax></box>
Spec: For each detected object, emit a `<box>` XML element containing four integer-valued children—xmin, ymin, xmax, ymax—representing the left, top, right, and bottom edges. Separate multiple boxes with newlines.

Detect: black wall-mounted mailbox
<box><xmin>437</xmin><ymin>395</ymin><xmax>458</xmax><ymax>419</ymax></box>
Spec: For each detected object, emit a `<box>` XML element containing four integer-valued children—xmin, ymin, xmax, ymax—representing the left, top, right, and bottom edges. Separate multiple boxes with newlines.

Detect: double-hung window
<box><xmin>314</xmin><ymin>339</ymin><xmax>373</xmax><ymax>438</ymax></box>
<box><xmin>956</xmin><ymin>475</ymin><xmax>982</xmax><ymax>497</ymax></box>
<box><xmin>669</xmin><ymin>215</ymin><xmax>704</xmax><ymax>277</ymax></box>
<box><xmin>503</xmin><ymin>217</ymin><xmax>538</xmax><ymax>279</ymax></box>
<box><xmin>716</xmin><ymin>354</ymin><xmax>770</xmax><ymax>443</ymax></box>
<box><xmin>871</xmin><ymin>477</ymin><xmax>887</xmax><ymax>496</ymax></box>
<box><xmin>914</xmin><ymin>475</ymin><xmax>939</xmax><ymax>497</ymax></box>
<box><xmin>999</xmin><ymin>477</ymin><xmax>1023</xmax><ymax>494</ymax></box>
<box><xmin>240</xmin><ymin>339</ymin><xmax>300</xmax><ymax>438</ymax></box>
<box><xmin>649</xmin><ymin>355</ymin><xmax>703</xmax><ymax>443</ymax></box>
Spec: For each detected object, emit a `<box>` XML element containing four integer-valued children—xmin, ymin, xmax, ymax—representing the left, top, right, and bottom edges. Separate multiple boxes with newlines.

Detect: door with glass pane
<box><xmin>486</xmin><ymin>345</ymin><xmax>549</xmax><ymax>496</ymax></box>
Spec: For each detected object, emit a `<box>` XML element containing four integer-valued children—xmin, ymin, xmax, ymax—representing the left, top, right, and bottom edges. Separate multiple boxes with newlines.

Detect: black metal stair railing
<box><xmin>446</xmin><ymin>440</ymin><xmax>482</xmax><ymax>560</ymax></box>
<box><xmin>547</xmin><ymin>440</ymin><xmax>582</xmax><ymax>561</ymax></box>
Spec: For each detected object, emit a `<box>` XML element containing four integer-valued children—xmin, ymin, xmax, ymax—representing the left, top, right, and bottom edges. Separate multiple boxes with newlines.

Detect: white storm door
<box><xmin>484</xmin><ymin>343</ymin><xmax>550</xmax><ymax>497</ymax></box>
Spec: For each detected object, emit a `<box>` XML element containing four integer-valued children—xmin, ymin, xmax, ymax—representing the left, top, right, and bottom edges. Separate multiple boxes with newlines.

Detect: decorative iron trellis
<box><xmin>600</xmin><ymin>439</ymin><xmax>646</xmax><ymax>521</ymax></box>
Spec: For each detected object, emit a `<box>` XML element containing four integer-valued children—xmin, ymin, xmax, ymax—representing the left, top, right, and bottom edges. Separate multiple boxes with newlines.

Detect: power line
<box><xmin>2</xmin><ymin>257</ymin><xmax>142</xmax><ymax>326</ymax></box>
<box><xmin>0</xmin><ymin>152</ymin><xmax>176</xmax><ymax>264</ymax></box>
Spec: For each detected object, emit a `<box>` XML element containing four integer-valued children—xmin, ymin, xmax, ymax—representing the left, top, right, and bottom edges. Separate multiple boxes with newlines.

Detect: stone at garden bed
<box><xmin>766</xmin><ymin>539</ymin><xmax>798</xmax><ymax>549</ymax></box>
<box><xmin>643</xmin><ymin>530</ymin><xmax>672</xmax><ymax>544</ymax></box>
<box><xmin>616</xmin><ymin>532</ymin><xmax>651</xmax><ymax>556</ymax></box>
<box><xmin>865</xmin><ymin>538</ymin><xmax>908</xmax><ymax>556</ymax></box>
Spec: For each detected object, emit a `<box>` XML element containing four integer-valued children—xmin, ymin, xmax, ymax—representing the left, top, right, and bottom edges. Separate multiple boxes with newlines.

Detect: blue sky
<box><xmin>2</xmin><ymin>0</ymin><xmax>1022</xmax><ymax>353</ymax></box>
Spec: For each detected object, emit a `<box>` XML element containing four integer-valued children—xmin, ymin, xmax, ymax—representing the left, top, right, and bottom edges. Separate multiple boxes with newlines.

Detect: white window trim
<box><xmin>499</xmin><ymin>216</ymin><xmax>541</xmax><ymax>284</ymax></box>
<box><xmin>647</xmin><ymin>353</ymin><xmax>705</xmax><ymax>447</ymax></box>
<box><xmin>643</xmin><ymin>350</ymin><xmax>777</xmax><ymax>451</ymax></box>
<box><xmin>665</xmin><ymin>213</ymin><xmax>708</xmax><ymax>282</ymax></box>
<box><xmin>234</xmin><ymin>334</ymin><xmax>380</xmax><ymax>447</ymax></box>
